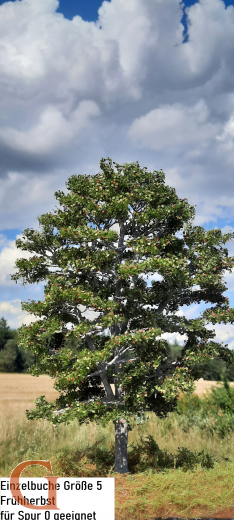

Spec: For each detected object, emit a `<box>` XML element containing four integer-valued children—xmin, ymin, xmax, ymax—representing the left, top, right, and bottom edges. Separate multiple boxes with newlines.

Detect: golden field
<box><xmin>1</xmin><ymin>372</ymin><xmax>232</xmax><ymax>420</ymax></box>
<box><xmin>0</xmin><ymin>372</ymin><xmax>59</xmax><ymax>421</ymax></box>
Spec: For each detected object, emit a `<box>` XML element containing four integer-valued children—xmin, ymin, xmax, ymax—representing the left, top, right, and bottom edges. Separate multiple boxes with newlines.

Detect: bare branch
<box><xmin>106</xmin><ymin>346</ymin><xmax>134</xmax><ymax>367</ymax></box>
<box><xmin>85</xmin><ymin>334</ymin><xmax>97</xmax><ymax>352</ymax></box>
<box><xmin>52</xmin><ymin>397</ymin><xmax>125</xmax><ymax>415</ymax></box>
<box><xmin>154</xmin><ymin>293</ymin><xmax>171</xmax><ymax>315</ymax></box>
<box><xmin>112</xmin><ymin>357</ymin><xmax>139</xmax><ymax>365</ymax></box>
<box><xmin>85</xmin><ymin>346</ymin><xmax>133</xmax><ymax>379</ymax></box>
<box><xmin>53</xmin><ymin>408</ymin><xmax>67</xmax><ymax>415</ymax></box>
<box><xmin>100</xmin><ymin>367</ymin><xmax>115</xmax><ymax>400</ymax></box>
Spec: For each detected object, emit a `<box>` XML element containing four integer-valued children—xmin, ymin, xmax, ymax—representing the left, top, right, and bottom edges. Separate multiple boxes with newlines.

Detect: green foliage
<box><xmin>0</xmin><ymin>319</ymin><xmax>35</xmax><ymax>373</ymax></box>
<box><xmin>174</xmin><ymin>371</ymin><xmax>234</xmax><ymax>439</ymax></box>
<box><xmin>18</xmin><ymin>344</ymin><xmax>35</xmax><ymax>372</ymax></box>
<box><xmin>0</xmin><ymin>339</ymin><xmax>20</xmax><ymax>372</ymax></box>
<box><xmin>201</xmin><ymin>371</ymin><xmax>234</xmax><ymax>417</ymax></box>
<box><xmin>168</xmin><ymin>339</ymin><xmax>234</xmax><ymax>382</ymax></box>
<box><xmin>9</xmin><ymin>157</ymin><xmax>234</xmax><ymax>432</ymax></box>
<box><xmin>175</xmin><ymin>392</ymin><xmax>203</xmax><ymax>416</ymax></box>
<box><xmin>201</xmin><ymin>356</ymin><xmax>227</xmax><ymax>381</ymax></box>
<box><xmin>0</xmin><ymin>317</ymin><xmax>15</xmax><ymax>350</ymax></box>
<box><xmin>0</xmin><ymin>337</ymin><xmax>35</xmax><ymax>373</ymax></box>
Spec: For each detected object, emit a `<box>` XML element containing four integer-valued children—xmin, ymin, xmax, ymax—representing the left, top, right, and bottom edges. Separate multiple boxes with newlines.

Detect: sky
<box><xmin>1</xmin><ymin>0</ymin><xmax>234</xmax><ymax>352</ymax></box>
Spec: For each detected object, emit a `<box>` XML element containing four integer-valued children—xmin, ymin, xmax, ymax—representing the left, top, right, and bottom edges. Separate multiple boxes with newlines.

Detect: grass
<box><xmin>1</xmin><ymin>373</ymin><xmax>234</xmax><ymax>519</ymax></box>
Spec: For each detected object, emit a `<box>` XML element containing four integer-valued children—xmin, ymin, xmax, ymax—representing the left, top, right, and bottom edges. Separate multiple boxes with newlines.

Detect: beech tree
<box><xmin>11</xmin><ymin>157</ymin><xmax>234</xmax><ymax>474</ymax></box>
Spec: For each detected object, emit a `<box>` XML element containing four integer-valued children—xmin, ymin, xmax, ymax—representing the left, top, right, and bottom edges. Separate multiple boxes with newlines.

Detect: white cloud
<box><xmin>216</xmin><ymin>115</ymin><xmax>234</xmax><ymax>150</ymax></box>
<box><xmin>0</xmin><ymin>102</ymin><xmax>101</xmax><ymax>156</ymax></box>
<box><xmin>0</xmin><ymin>0</ymin><xmax>234</xmax><ymax>340</ymax></box>
<box><xmin>160</xmin><ymin>332</ymin><xmax>188</xmax><ymax>347</ymax></box>
<box><xmin>128</xmin><ymin>99</ymin><xmax>219</xmax><ymax>152</ymax></box>
<box><xmin>0</xmin><ymin>299</ymin><xmax>39</xmax><ymax>330</ymax></box>
<box><xmin>0</xmin><ymin>237</ymin><xmax>34</xmax><ymax>286</ymax></box>
<box><xmin>206</xmin><ymin>322</ymin><xmax>234</xmax><ymax>350</ymax></box>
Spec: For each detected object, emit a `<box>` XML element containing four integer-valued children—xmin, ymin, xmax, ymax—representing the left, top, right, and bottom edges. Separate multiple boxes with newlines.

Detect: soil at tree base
<box><xmin>145</xmin><ymin>503</ymin><xmax>234</xmax><ymax>519</ymax></box>
<box><xmin>151</xmin><ymin>512</ymin><xmax>234</xmax><ymax>520</ymax></box>
<box><xmin>150</xmin><ymin>506</ymin><xmax>234</xmax><ymax>518</ymax></box>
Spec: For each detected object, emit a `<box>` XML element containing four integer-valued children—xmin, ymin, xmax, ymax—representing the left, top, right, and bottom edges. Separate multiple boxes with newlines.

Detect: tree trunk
<box><xmin>114</xmin><ymin>417</ymin><xmax>130</xmax><ymax>473</ymax></box>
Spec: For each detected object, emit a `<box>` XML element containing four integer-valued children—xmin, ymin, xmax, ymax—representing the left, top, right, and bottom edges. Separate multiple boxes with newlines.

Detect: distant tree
<box><xmin>0</xmin><ymin>321</ymin><xmax>35</xmax><ymax>372</ymax></box>
<box><xmin>0</xmin><ymin>339</ymin><xmax>22</xmax><ymax>372</ymax></box>
<box><xmin>200</xmin><ymin>356</ymin><xmax>226</xmax><ymax>381</ymax></box>
<box><xmin>168</xmin><ymin>338</ymin><xmax>234</xmax><ymax>382</ymax></box>
<box><xmin>10</xmin><ymin>328</ymin><xmax>19</xmax><ymax>342</ymax></box>
<box><xmin>18</xmin><ymin>344</ymin><xmax>35</xmax><ymax>372</ymax></box>
<box><xmin>0</xmin><ymin>317</ymin><xmax>15</xmax><ymax>350</ymax></box>
<box><xmin>11</xmin><ymin>157</ymin><xmax>234</xmax><ymax>474</ymax></box>
<box><xmin>198</xmin><ymin>352</ymin><xmax>234</xmax><ymax>382</ymax></box>
<box><xmin>167</xmin><ymin>340</ymin><xmax>182</xmax><ymax>362</ymax></box>
<box><xmin>226</xmin><ymin>360</ymin><xmax>234</xmax><ymax>382</ymax></box>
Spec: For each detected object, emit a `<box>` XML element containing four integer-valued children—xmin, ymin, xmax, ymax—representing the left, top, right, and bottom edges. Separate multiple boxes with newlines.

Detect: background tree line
<box><xmin>0</xmin><ymin>315</ymin><xmax>233</xmax><ymax>380</ymax></box>
<box><xmin>0</xmin><ymin>317</ymin><xmax>34</xmax><ymax>373</ymax></box>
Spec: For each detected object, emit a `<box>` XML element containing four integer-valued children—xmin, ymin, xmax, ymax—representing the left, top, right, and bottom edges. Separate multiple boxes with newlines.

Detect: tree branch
<box><xmin>85</xmin><ymin>335</ymin><xmax>115</xmax><ymax>400</ymax></box>
<box><xmin>85</xmin><ymin>346</ymin><xmax>132</xmax><ymax>378</ymax></box>
<box><xmin>52</xmin><ymin>397</ymin><xmax>125</xmax><ymax>415</ymax></box>
<box><xmin>144</xmin><ymin>360</ymin><xmax>184</xmax><ymax>380</ymax></box>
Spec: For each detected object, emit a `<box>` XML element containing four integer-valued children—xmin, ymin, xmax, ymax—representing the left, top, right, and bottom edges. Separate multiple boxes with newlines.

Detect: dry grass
<box><xmin>2</xmin><ymin>373</ymin><xmax>234</xmax><ymax>520</ymax></box>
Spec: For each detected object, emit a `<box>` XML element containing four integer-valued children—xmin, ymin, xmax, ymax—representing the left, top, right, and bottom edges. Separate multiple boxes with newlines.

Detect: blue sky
<box><xmin>0</xmin><ymin>0</ymin><xmax>234</xmax><ymax>351</ymax></box>
<box><xmin>56</xmin><ymin>0</ymin><xmax>234</xmax><ymax>43</ymax></box>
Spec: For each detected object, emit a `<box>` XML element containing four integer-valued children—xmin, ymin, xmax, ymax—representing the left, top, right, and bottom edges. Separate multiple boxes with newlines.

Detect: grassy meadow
<box><xmin>1</xmin><ymin>373</ymin><xmax>234</xmax><ymax>520</ymax></box>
